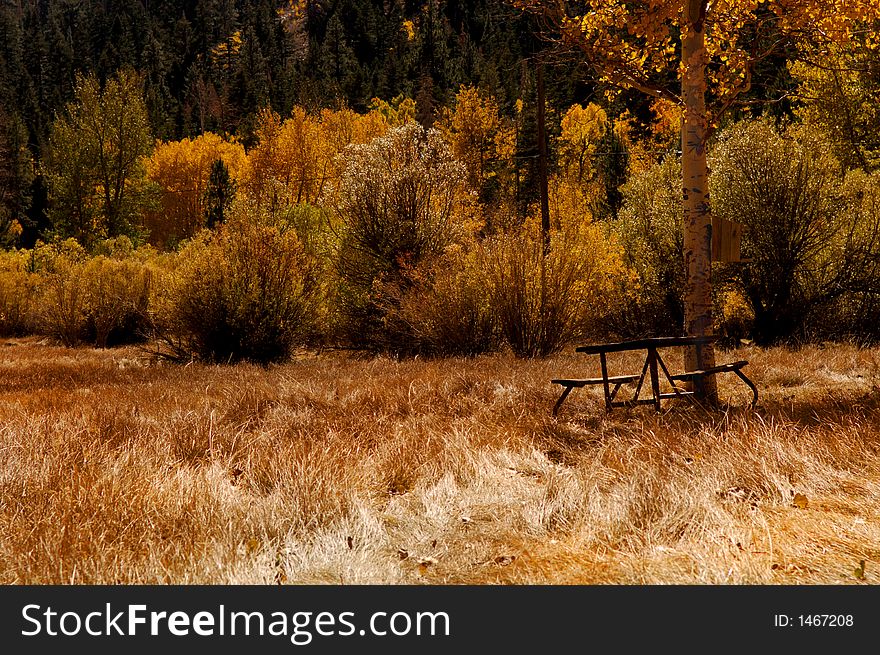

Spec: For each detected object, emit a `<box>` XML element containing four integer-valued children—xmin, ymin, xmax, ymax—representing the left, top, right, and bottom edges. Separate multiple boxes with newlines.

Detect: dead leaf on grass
<box><xmin>771</xmin><ymin>562</ymin><xmax>815</xmax><ymax>575</ymax></box>
<box><xmin>417</xmin><ymin>556</ymin><xmax>438</xmax><ymax>575</ymax></box>
<box><xmin>854</xmin><ymin>560</ymin><xmax>866</xmax><ymax>580</ymax></box>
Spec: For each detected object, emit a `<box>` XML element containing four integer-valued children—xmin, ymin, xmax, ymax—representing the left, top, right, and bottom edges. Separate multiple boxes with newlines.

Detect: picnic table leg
<box><xmin>648</xmin><ymin>347</ymin><xmax>661</xmax><ymax>411</ymax></box>
<box><xmin>656</xmin><ymin>351</ymin><xmax>686</xmax><ymax>398</ymax></box>
<box><xmin>630</xmin><ymin>354</ymin><xmax>651</xmax><ymax>403</ymax></box>
<box><xmin>600</xmin><ymin>352</ymin><xmax>612</xmax><ymax>412</ymax></box>
<box><xmin>733</xmin><ymin>368</ymin><xmax>759</xmax><ymax>408</ymax></box>
<box><xmin>552</xmin><ymin>385</ymin><xmax>574</xmax><ymax>417</ymax></box>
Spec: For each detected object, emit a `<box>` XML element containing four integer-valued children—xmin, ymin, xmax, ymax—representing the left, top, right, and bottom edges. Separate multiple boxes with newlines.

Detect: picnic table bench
<box><xmin>551</xmin><ymin>335</ymin><xmax>758</xmax><ymax>416</ymax></box>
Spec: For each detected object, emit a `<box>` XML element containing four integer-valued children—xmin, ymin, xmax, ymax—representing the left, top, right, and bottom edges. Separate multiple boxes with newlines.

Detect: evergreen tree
<box><xmin>595</xmin><ymin>124</ymin><xmax>629</xmax><ymax>222</ymax></box>
<box><xmin>0</xmin><ymin>109</ymin><xmax>33</xmax><ymax>247</ymax></box>
<box><xmin>203</xmin><ymin>158</ymin><xmax>236</xmax><ymax>229</ymax></box>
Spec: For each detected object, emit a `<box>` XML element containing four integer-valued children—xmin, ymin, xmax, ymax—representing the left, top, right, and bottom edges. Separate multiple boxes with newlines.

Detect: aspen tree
<box><xmin>516</xmin><ymin>0</ymin><xmax>880</xmax><ymax>401</ymax></box>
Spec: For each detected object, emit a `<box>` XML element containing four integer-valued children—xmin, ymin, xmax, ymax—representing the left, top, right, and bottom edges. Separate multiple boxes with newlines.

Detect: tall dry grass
<box><xmin>0</xmin><ymin>338</ymin><xmax>878</xmax><ymax>584</ymax></box>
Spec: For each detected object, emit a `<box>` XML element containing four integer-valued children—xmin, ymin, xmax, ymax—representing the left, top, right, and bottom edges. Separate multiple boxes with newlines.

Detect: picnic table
<box><xmin>551</xmin><ymin>335</ymin><xmax>758</xmax><ymax>416</ymax></box>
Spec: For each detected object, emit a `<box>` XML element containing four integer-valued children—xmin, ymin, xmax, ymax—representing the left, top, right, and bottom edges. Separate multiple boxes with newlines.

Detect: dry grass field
<box><xmin>1</xmin><ymin>337</ymin><xmax>878</xmax><ymax>585</ymax></box>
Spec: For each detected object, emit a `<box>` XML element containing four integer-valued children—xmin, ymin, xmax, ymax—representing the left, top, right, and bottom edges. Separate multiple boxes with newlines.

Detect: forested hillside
<box><xmin>0</xmin><ymin>0</ymin><xmax>577</xmax><ymax>231</ymax></box>
<box><xmin>0</xmin><ymin>0</ymin><xmax>789</xmax><ymax>242</ymax></box>
<box><xmin>2</xmin><ymin>0</ymin><xmax>544</xmax><ymax>138</ymax></box>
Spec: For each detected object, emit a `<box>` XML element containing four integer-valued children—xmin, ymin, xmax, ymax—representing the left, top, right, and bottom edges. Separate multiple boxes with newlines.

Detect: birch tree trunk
<box><xmin>681</xmin><ymin>0</ymin><xmax>717</xmax><ymax>403</ymax></box>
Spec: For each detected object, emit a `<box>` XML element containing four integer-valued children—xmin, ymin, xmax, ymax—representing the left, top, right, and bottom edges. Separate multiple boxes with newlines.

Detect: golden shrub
<box><xmin>716</xmin><ymin>288</ymin><xmax>755</xmax><ymax>345</ymax></box>
<box><xmin>0</xmin><ymin>249</ymin><xmax>39</xmax><ymax>336</ymax></box>
<box><xmin>485</xmin><ymin>220</ymin><xmax>623</xmax><ymax>358</ymax></box>
<box><xmin>82</xmin><ymin>256</ymin><xmax>152</xmax><ymax>347</ymax></box>
<box><xmin>29</xmin><ymin>238</ymin><xmax>153</xmax><ymax>346</ymax></box>
<box><xmin>395</xmin><ymin>243</ymin><xmax>498</xmax><ymax>356</ymax></box>
<box><xmin>30</xmin><ymin>239</ymin><xmax>91</xmax><ymax>345</ymax></box>
<box><xmin>157</xmin><ymin>211</ymin><xmax>320</xmax><ymax>364</ymax></box>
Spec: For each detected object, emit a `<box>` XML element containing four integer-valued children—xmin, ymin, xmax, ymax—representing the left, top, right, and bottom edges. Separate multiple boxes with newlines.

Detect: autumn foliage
<box><xmin>242</xmin><ymin>106</ymin><xmax>387</xmax><ymax>211</ymax></box>
<box><xmin>145</xmin><ymin>133</ymin><xmax>247</xmax><ymax>247</ymax></box>
<box><xmin>6</xmin><ymin>5</ymin><xmax>880</xmax><ymax>363</ymax></box>
<box><xmin>154</xmin><ymin>205</ymin><xmax>320</xmax><ymax>363</ymax></box>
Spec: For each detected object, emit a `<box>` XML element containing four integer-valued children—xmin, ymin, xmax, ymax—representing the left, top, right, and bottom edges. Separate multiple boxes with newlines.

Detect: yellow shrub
<box><xmin>485</xmin><ymin>221</ymin><xmax>622</xmax><ymax>357</ymax></box>
<box><xmin>29</xmin><ymin>238</ymin><xmax>154</xmax><ymax>346</ymax></box>
<box><xmin>0</xmin><ymin>249</ymin><xmax>39</xmax><ymax>336</ymax></box>
<box><xmin>158</xmin><ymin>213</ymin><xmax>320</xmax><ymax>363</ymax></box>
<box><xmin>395</xmin><ymin>243</ymin><xmax>498</xmax><ymax>356</ymax></box>
<box><xmin>82</xmin><ymin>256</ymin><xmax>152</xmax><ymax>347</ymax></box>
<box><xmin>716</xmin><ymin>288</ymin><xmax>755</xmax><ymax>345</ymax></box>
<box><xmin>30</xmin><ymin>239</ymin><xmax>91</xmax><ymax>345</ymax></box>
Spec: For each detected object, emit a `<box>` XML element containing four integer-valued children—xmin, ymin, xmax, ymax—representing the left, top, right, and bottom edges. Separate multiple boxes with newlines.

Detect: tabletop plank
<box><xmin>575</xmin><ymin>335</ymin><xmax>718</xmax><ymax>354</ymax></box>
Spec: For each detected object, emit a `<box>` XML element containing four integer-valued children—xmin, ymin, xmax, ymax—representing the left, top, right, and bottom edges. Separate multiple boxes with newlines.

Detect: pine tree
<box><xmin>204</xmin><ymin>158</ymin><xmax>236</xmax><ymax>229</ymax></box>
<box><xmin>0</xmin><ymin>109</ymin><xmax>33</xmax><ymax>247</ymax></box>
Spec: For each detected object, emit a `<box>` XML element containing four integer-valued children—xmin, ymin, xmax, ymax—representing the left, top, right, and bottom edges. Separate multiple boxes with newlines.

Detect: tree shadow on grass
<box><xmin>534</xmin><ymin>382</ymin><xmax>880</xmax><ymax>463</ymax></box>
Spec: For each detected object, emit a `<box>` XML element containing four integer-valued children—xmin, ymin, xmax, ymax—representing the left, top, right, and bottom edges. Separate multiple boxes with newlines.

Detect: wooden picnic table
<box><xmin>551</xmin><ymin>335</ymin><xmax>757</xmax><ymax>416</ymax></box>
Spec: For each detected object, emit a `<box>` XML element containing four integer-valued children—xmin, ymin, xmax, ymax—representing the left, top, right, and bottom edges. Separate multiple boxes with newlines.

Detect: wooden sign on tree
<box><xmin>712</xmin><ymin>217</ymin><xmax>744</xmax><ymax>263</ymax></box>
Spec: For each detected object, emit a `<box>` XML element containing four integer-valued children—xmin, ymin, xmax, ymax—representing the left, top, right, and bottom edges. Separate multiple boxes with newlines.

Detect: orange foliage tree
<box><xmin>242</xmin><ymin>106</ymin><xmax>387</xmax><ymax>211</ymax></box>
<box><xmin>557</xmin><ymin>102</ymin><xmax>607</xmax><ymax>188</ymax></box>
<box><xmin>145</xmin><ymin>133</ymin><xmax>246</xmax><ymax>247</ymax></box>
<box><xmin>436</xmin><ymin>86</ymin><xmax>516</xmax><ymax>204</ymax></box>
<box><xmin>516</xmin><ymin>0</ymin><xmax>880</xmax><ymax>400</ymax></box>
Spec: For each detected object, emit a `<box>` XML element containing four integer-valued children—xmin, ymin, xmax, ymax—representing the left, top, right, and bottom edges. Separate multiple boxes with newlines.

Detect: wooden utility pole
<box><xmin>536</xmin><ymin>62</ymin><xmax>551</xmax><ymax>256</ymax></box>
